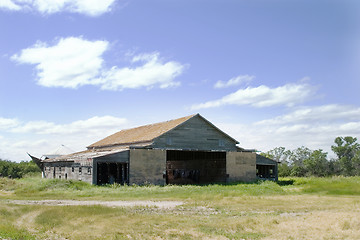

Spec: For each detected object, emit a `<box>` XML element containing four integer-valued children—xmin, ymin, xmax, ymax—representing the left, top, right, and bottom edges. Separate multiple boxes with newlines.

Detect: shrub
<box><xmin>0</xmin><ymin>159</ymin><xmax>41</xmax><ymax>179</ymax></box>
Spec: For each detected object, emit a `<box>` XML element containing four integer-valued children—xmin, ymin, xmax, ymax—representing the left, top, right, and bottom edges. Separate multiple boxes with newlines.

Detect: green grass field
<box><xmin>1</xmin><ymin>176</ymin><xmax>360</xmax><ymax>239</ymax></box>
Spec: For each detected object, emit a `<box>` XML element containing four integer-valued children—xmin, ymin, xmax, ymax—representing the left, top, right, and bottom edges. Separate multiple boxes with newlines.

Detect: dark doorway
<box><xmin>96</xmin><ymin>162</ymin><xmax>128</xmax><ymax>185</ymax></box>
<box><xmin>256</xmin><ymin>164</ymin><xmax>276</xmax><ymax>179</ymax></box>
<box><xmin>166</xmin><ymin>150</ymin><xmax>226</xmax><ymax>185</ymax></box>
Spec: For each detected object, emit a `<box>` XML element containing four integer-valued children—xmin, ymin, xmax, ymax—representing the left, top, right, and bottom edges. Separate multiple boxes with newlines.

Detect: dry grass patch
<box><xmin>2</xmin><ymin>194</ymin><xmax>359</xmax><ymax>239</ymax></box>
<box><xmin>1</xmin><ymin>177</ymin><xmax>360</xmax><ymax>239</ymax></box>
<box><xmin>263</xmin><ymin>210</ymin><xmax>360</xmax><ymax>239</ymax></box>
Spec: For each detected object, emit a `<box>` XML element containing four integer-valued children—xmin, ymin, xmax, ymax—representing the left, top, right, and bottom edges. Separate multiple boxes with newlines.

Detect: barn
<box><xmin>31</xmin><ymin>114</ymin><xmax>277</xmax><ymax>185</ymax></box>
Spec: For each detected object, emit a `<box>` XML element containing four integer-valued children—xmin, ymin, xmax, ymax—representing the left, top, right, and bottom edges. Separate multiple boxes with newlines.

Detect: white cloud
<box><xmin>256</xmin><ymin>104</ymin><xmax>360</xmax><ymax>125</ymax></box>
<box><xmin>0</xmin><ymin>138</ymin><xmax>53</xmax><ymax>161</ymax></box>
<box><xmin>0</xmin><ymin>0</ymin><xmax>21</xmax><ymax>11</ymax></box>
<box><xmin>12</xmin><ymin>37</ymin><xmax>186</xmax><ymax>90</ymax></box>
<box><xmin>191</xmin><ymin>82</ymin><xmax>317</xmax><ymax>110</ymax></box>
<box><xmin>339</xmin><ymin>122</ymin><xmax>360</xmax><ymax>131</ymax></box>
<box><xmin>217</xmin><ymin>104</ymin><xmax>360</xmax><ymax>156</ymax></box>
<box><xmin>12</xmin><ymin>37</ymin><xmax>108</xmax><ymax>89</ymax></box>
<box><xmin>219</xmin><ymin>122</ymin><xmax>360</xmax><ymax>158</ymax></box>
<box><xmin>214</xmin><ymin>75</ymin><xmax>254</xmax><ymax>88</ymax></box>
<box><xmin>0</xmin><ymin>115</ymin><xmax>128</xmax><ymax>161</ymax></box>
<box><xmin>0</xmin><ymin>0</ymin><xmax>117</xmax><ymax>16</ymax></box>
<box><xmin>11</xmin><ymin>121</ymin><xmax>56</xmax><ymax>134</ymax></box>
<box><xmin>0</xmin><ymin>117</ymin><xmax>20</xmax><ymax>130</ymax></box>
<box><xmin>11</xmin><ymin>139</ymin><xmax>48</xmax><ymax>149</ymax></box>
<box><xmin>10</xmin><ymin>116</ymin><xmax>127</xmax><ymax>135</ymax></box>
<box><xmin>254</xmin><ymin>105</ymin><xmax>360</xmax><ymax>140</ymax></box>
<box><xmin>99</xmin><ymin>52</ymin><xmax>184</xmax><ymax>90</ymax></box>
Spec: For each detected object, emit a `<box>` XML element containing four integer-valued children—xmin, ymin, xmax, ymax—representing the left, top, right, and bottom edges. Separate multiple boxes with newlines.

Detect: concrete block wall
<box><xmin>226</xmin><ymin>152</ymin><xmax>256</xmax><ymax>182</ymax></box>
<box><xmin>129</xmin><ymin>149</ymin><xmax>166</xmax><ymax>185</ymax></box>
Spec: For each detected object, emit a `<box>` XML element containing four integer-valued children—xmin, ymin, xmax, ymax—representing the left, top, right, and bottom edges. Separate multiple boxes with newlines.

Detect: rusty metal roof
<box><xmin>87</xmin><ymin>114</ymin><xmax>197</xmax><ymax>149</ymax></box>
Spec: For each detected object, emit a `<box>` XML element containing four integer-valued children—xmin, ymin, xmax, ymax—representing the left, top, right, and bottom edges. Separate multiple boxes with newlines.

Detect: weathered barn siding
<box><xmin>153</xmin><ymin>115</ymin><xmax>238</xmax><ymax>151</ymax></box>
<box><xmin>226</xmin><ymin>152</ymin><xmax>256</xmax><ymax>182</ymax></box>
<box><xmin>129</xmin><ymin>149</ymin><xmax>166</xmax><ymax>185</ymax></box>
<box><xmin>43</xmin><ymin>161</ymin><xmax>92</xmax><ymax>184</ymax></box>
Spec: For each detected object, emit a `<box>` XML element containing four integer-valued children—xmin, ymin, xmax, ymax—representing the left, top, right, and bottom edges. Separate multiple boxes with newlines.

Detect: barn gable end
<box><xmin>152</xmin><ymin>114</ymin><xmax>238</xmax><ymax>151</ymax></box>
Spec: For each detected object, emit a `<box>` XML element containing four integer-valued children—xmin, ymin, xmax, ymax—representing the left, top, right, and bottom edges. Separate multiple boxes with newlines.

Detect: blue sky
<box><xmin>0</xmin><ymin>0</ymin><xmax>359</xmax><ymax>161</ymax></box>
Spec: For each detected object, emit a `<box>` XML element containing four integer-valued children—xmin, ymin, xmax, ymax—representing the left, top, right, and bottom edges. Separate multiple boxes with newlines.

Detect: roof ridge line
<box><xmin>87</xmin><ymin>114</ymin><xmax>198</xmax><ymax>149</ymax></box>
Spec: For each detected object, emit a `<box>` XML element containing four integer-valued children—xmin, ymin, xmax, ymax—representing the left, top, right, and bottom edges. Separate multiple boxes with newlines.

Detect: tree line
<box><xmin>0</xmin><ymin>159</ymin><xmax>41</xmax><ymax>178</ymax></box>
<box><xmin>1</xmin><ymin>136</ymin><xmax>359</xmax><ymax>179</ymax></box>
<box><xmin>261</xmin><ymin>136</ymin><xmax>360</xmax><ymax>177</ymax></box>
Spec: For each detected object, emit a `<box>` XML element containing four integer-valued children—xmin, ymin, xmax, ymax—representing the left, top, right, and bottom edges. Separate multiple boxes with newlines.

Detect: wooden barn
<box><xmin>31</xmin><ymin>114</ymin><xmax>277</xmax><ymax>185</ymax></box>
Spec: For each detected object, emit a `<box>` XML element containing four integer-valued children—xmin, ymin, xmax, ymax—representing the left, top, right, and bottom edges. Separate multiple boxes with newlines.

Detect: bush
<box><xmin>0</xmin><ymin>159</ymin><xmax>41</xmax><ymax>179</ymax></box>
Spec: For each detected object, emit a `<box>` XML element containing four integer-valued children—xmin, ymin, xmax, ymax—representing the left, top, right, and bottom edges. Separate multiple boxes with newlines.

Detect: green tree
<box><xmin>289</xmin><ymin>146</ymin><xmax>312</xmax><ymax>177</ymax></box>
<box><xmin>353</xmin><ymin>151</ymin><xmax>360</xmax><ymax>176</ymax></box>
<box><xmin>261</xmin><ymin>147</ymin><xmax>292</xmax><ymax>177</ymax></box>
<box><xmin>278</xmin><ymin>162</ymin><xmax>291</xmax><ymax>177</ymax></box>
<box><xmin>0</xmin><ymin>160</ymin><xmax>11</xmax><ymax>177</ymax></box>
<box><xmin>0</xmin><ymin>159</ymin><xmax>40</xmax><ymax>178</ymax></box>
<box><xmin>328</xmin><ymin>158</ymin><xmax>341</xmax><ymax>175</ymax></box>
<box><xmin>331</xmin><ymin>136</ymin><xmax>360</xmax><ymax>176</ymax></box>
<box><xmin>303</xmin><ymin>149</ymin><xmax>329</xmax><ymax>177</ymax></box>
<box><xmin>261</xmin><ymin>147</ymin><xmax>291</xmax><ymax>163</ymax></box>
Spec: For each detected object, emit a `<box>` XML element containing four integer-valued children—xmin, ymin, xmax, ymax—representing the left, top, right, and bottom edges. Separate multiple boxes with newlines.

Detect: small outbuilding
<box><xmin>31</xmin><ymin>114</ymin><xmax>277</xmax><ymax>185</ymax></box>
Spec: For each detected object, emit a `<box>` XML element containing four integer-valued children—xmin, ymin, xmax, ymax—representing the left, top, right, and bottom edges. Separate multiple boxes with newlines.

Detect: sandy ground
<box><xmin>8</xmin><ymin>199</ymin><xmax>184</xmax><ymax>209</ymax></box>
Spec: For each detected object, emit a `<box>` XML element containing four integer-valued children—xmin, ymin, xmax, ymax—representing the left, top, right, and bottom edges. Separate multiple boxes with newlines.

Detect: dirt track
<box><xmin>9</xmin><ymin>199</ymin><xmax>184</xmax><ymax>209</ymax></box>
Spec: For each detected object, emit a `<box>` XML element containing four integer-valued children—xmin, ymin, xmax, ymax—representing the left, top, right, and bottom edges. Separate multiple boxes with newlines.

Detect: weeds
<box><xmin>1</xmin><ymin>176</ymin><xmax>360</xmax><ymax>201</ymax></box>
<box><xmin>1</xmin><ymin>176</ymin><xmax>360</xmax><ymax>239</ymax></box>
<box><xmin>284</xmin><ymin>176</ymin><xmax>360</xmax><ymax>195</ymax></box>
<box><xmin>0</xmin><ymin>224</ymin><xmax>35</xmax><ymax>240</ymax></box>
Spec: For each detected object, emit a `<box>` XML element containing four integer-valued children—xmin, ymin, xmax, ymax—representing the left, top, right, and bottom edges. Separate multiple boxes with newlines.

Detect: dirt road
<box><xmin>8</xmin><ymin>199</ymin><xmax>184</xmax><ymax>209</ymax></box>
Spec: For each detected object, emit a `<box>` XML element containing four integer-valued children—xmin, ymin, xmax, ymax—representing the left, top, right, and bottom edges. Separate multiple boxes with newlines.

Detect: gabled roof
<box><xmin>87</xmin><ymin>114</ymin><xmax>197</xmax><ymax>149</ymax></box>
